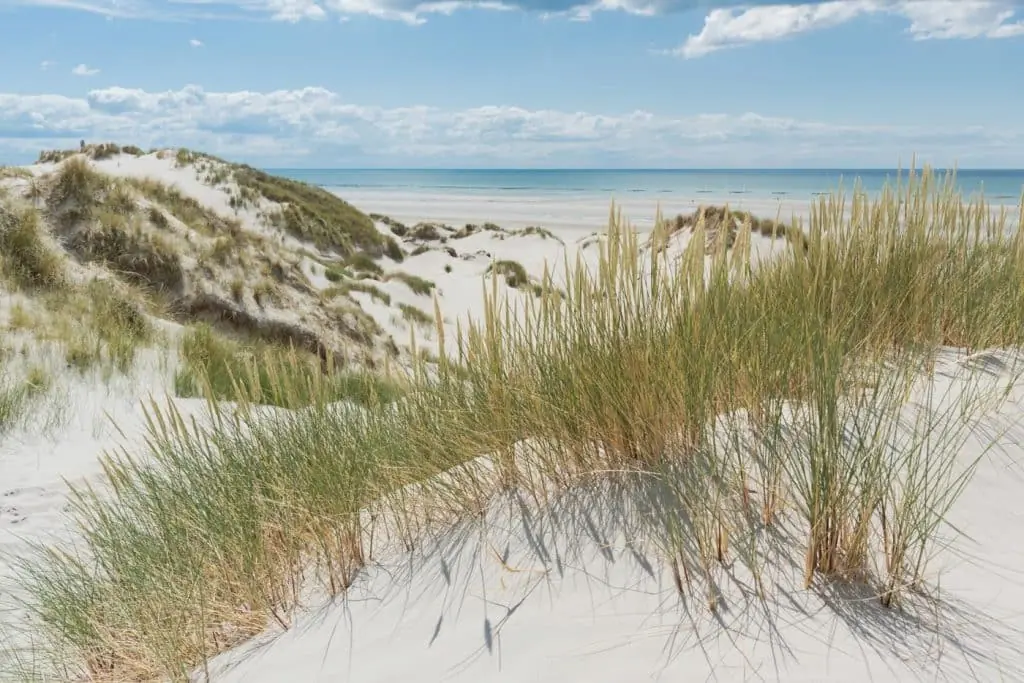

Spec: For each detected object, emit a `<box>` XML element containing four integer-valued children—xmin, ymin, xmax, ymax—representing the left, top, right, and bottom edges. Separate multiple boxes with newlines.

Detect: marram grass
<box><xmin>8</xmin><ymin>167</ymin><xmax>1024</xmax><ymax>682</ymax></box>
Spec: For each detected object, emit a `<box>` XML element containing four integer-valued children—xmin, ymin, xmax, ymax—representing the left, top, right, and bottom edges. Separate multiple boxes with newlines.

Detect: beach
<box><xmin>283</xmin><ymin>167</ymin><xmax>1024</xmax><ymax>234</ymax></box>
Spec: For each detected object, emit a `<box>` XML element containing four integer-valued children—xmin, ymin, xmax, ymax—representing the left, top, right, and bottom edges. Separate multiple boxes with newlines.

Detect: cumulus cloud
<box><xmin>0</xmin><ymin>84</ymin><xmax>1019</xmax><ymax>167</ymax></box>
<box><xmin>679</xmin><ymin>0</ymin><xmax>1024</xmax><ymax>57</ymax></box>
<box><xmin>39</xmin><ymin>60</ymin><xmax>56</xmax><ymax>70</ymax></box>
<box><xmin>189</xmin><ymin>38</ymin><xmax>203</xmax><ymax>46</ymax></box>
<box><xmin>71</xmin><ymin>63</ymin><xmax>100</xmax><ymax>76</ymax></box>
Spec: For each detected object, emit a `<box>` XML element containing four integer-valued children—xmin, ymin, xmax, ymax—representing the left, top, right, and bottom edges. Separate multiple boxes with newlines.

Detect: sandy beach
<box><xmin>338</xmin><ymin>187</ymin><xmax>816</xmax><ymax>233</ymax></box>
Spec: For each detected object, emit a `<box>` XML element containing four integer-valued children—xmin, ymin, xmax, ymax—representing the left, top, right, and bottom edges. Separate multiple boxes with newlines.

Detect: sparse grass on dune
<box><xmin>385</xmin><ymin>271</ymin><xmax>435</xmax><ymax>296</ymax></box>
<box><xmin>39</xmin><ymin>279</ymin><xmax>157</xmax><ymax>376</ymax></box>
<box><xmin>127</xmin><ymin>176</ymin><xmax>240</xmax><ymax>236</ymax></box>
<box><xmin>37</xmin><ymin>143</ymin><xmax>146</xmax><ymax>165</ymax></box>
<box><xmin>323</xmin><ymin>280</ymin><xmax>392</xmax><ymax>306</ymax></box>
<box><xmin>0</xmin><ymin>203</ymin><xmax>67</xmax><ymax>291</ymax></box>
<box><xmin>69</xmin><ymin>210</ymin><xmax>185</xmax><ymax>295</ymax></box>
<box><xmin>12</xmin><ymin>168</ymin><xmax>1024</xmax><ymax>682</ymax></box>
<box><xmin>173</xmin><ymin>324</ymin><xmax>405</xmax><ymax>409</ymax></box>
<box><xmin>398</xmin><ymin>302</ymin><xmax>433</xmax><ymax>327</ymax></box>
<box><xmin>0</xmin><ymin>166</ymin><xmax>33</xmax><ymax>181</ymax></box>
<box><xmin>229</xmin><ymin>164</ymin><xmax>386</xmax><ymax>257</ymax></box>
<box><xmin>0</xmin><ymin>359</ymin><xmax>51</xmax><ymax>436</ymax></box>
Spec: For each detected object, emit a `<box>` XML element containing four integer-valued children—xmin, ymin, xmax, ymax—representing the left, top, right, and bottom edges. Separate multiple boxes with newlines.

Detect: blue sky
<box><xmin>1</xmin><ymin>0</ymin><xmax>1023</xmax><ymax>167</ymax></box>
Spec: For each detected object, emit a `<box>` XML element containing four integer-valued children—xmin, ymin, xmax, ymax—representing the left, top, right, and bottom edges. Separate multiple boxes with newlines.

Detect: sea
<box><xmin>269</xmin><ymin>168</ymin><xmax>1024</xmax><ymax>204</ymax></box>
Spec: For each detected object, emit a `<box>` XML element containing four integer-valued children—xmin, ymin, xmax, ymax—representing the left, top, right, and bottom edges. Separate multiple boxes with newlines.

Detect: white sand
<box><xmin>195</xmin><ymin>349</ymin><xmax>1024</xmax><ymax>683</ymax></box>
<box><xmin>3</xmin><ymin>164</ymin><xmax>1024</xmax><ymax>682</ymax></box>
<box><xmin>340</xmin><ymin>188</ymin><xmax>817</xmax><ymax>235</ymax></box>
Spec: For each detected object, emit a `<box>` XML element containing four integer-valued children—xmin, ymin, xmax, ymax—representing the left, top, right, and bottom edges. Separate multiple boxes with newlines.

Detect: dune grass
<box><xmin>385</xmin><ymin>271</ymin><xmax>435</xmax><ymax>296</ymax></box>
<box><xmin>10</xmin><ymin>168</ymin><xmax>1024</xmax><ymax>681</ymax></box>
<box><xmin>228</xmin><ymin>164</ymin><xmax>383</xmax><ymax>257</ymax></box>
<box><xmin>173</xmin><ymin>324</ymin><xmax>404</xmax><ymax>409</ymax></box>
<box><xmin>0</xmin><ymin>203</ymin><xmax>66</xmax><ymax>291</ymax></box>
<box><xmin>0</xmin><ymin>360</ymin><xmax>50</xmax><ymax>436</ymax></box>
<box><xmin>127</xmin><ymin>177</ymin><xmax>240</xmax><ymax>236</ymax></box>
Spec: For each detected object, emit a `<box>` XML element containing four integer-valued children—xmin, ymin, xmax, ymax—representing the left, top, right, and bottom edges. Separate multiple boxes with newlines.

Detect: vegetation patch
<box><xmin>127</xmin><ymin>177</ymin><xmax>241</xmax><ymax>235</ymax></box>
<box><xmin>0</xmin><ymin>361</ymin><xmax>50</xmax><ymax>435</ymax></box>
<box><xmin>66</xmin><ymin>211</ymin><xmax>185</xmax><ymax>294</ymax></box>
<box><xmin>323</xmin><ymin>281</ymin><xmax>392</xmax><ymax>306</ymax></box>
<box><xmin>370</xmin><ymin>213</ymin><xmax>409</xmax><ymax>236</ymax></box>
<box><xmin>510</xmin><ymin>225</ymin><xmax>560</xmax><ymax>242</ymax></box>
<box><xmin>228</xmin><ymin>164</ymin><xmax>382</xmax><ymax>257</ymax></box>
<box><xmin>410</xmin><ymin>223</ymin><xmax>445</xmax><ymax>241</ymax></box>
<box><xmin>385</xmin><ymin>271</ymin><xmax>435</xmax><ymax>296</ymax></box>
<box><xmin>37</xmin><ymin>142</ymin><xmax>145</xmax><ymax>164</ymax></box>
<box><xmin>0</xmin><ymin>203</ymin><xmax>66</xmax><ymax>290</ymax></box>
<box><xmin>0</xmin><ymin>166</ymin><xmax>33</xmax><ymax>181</ymax></box>
<box><xmin>344</xmin><ymin>252</ymin><xmax>384</xmax><ymax>278</ymax></box>
<box><xmin>486</xmin><ymin>259</ymin><xmax>528</xmax><ymax>288</ymax></box>
<box><xmin>666</xmin><ymin>205</ymin><xmax>805</xmax><ymax>253</ymax></box>
<box><xmin>398</xmin><ymin>302</ymin><xmax>433</xmax><ymax>327</ymax></box>
<box><xmin>174</xmin><ymin>324</ymin><xmax>403</xmax><ymax>409</ymax></box>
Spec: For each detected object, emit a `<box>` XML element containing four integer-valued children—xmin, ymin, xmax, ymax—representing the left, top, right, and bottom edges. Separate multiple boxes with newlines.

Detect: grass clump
<box><xmin>0</xmin><ymin>362</ymin><xmax>50</xmax><ymax>435</ymax></box>
<box><xmin>323</xmin><ymin>281</ymin><xmax>392</xmax><ymax>306</ymax></box>
<box><xmin>48</xmin><ymin>157</ymin><xmax>108</xmax><ymax>211</ymax></box>
<box><xmin>398</xmin><ymin>302</ymin><xmax>433</xmax><ymax>327</ymax></box>
<box><xmin>410</xmin><ymin>223</ymin><xmax>444</xmax><ymax>241</ymax></box>
<box><xmin>174</xmin><ymin>324</ymin><xmax>403</xmax><ymax>409</ymax></box>
<box><xmin>486</xmin><ymin>259</ymin><xmax>529</xmax><ymax>289</ymax></box>
<box><xmin>386</xmin><ymin>271</ymin><xmax>435</xmax><ymax>296</ymax></box>
<box><xmin>13</xmin><ymin>167</ymin><xmax>1024</xmax><ymax>681</ymax></box>
<box><xmin>68</xmin><ymin>211</ymin><xmax>184</xmax><ymax>294</ymax></box>
<box><xmin>0</xmin><ymin>166</ymin><xmax>33</xmax><ymax>180</ymax></box>
<box><xmin>344</xmin><ymin>252</ymin><xmax>384</xmax><ymax>277</ymax></box>
<box><xmin>42</xmin><ymin>279</ymin><xmax>155</xmax><ymax>375</ymax></box>
<box><xmin>0</xmin><ymin>203</ymin><xmax>66</xmax><ymax>290</ymax></box>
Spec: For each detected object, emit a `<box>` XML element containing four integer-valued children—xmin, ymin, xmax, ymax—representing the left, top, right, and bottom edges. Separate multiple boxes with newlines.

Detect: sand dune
<box><xmin>3</xmin><ymin>148</ymin><xmax>1024</xmax><ymax>683</ymax></box>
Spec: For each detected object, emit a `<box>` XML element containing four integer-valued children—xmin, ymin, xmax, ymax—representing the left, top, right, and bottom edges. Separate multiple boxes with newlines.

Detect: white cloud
<box><xmin>0</xmin><ymin>85</ymin><xmax>1019</xmax><ymax>167</ymax></box>
<box><xmin>71</xmin><ymin>63</ymin><xmax>100</xmax><ymax>76</ymax></box>
<box><xmin>189</xmin><ymin>38</ymin><xmax>203</xmax><ymax>47</ymax></box>
<box><xmin>679</xmin><ymin>1</ymin><xmax>1024</xmax><ymax>58</ymax></box>
<box><xmin>899</xmin><ymin>0</ymin><xmax>1024</xmax><ymax>39</ymax></box>
<box><xmin>5</xmin><ymin>0</ymin><xmax>1024</xmax><ymax>39</ymax></box>
<box><xmin>39</xmin><ymin>60</ymin><xmax>56</xmax><ymax>70</ymax></box>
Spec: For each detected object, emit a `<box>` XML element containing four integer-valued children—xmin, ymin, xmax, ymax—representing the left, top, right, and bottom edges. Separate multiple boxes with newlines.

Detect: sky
<box><xmin>0</xmin><ymin>0</ymin><xmax>1023</xmax><ymax>168</ymax></box>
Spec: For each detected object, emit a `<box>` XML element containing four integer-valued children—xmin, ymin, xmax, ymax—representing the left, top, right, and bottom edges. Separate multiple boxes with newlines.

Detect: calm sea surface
<box><xmin>269</xmin><ymin>169</ymin><xmax>1024</xmax><ymax>203</ymax></box>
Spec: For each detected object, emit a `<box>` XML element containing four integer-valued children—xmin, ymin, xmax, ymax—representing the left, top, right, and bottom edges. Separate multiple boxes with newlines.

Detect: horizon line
<box><xmin>265</xmin><ymin>167</ymin><xmax>1024</xmax><ymax>173</ymax></box>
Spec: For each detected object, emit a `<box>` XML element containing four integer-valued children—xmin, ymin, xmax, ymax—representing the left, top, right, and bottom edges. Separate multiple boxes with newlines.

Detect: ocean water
<box><xmin>270</xmin><ymin>168</ymin><xmax>1024</xmax><ymax>203</ymax></box>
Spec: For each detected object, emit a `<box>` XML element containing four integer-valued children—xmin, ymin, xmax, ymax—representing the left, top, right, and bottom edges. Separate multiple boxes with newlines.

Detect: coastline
<box><xmin>333</xmin><ymin>188</ymin><xmax>817</xmax><ymax>233</ymax></box>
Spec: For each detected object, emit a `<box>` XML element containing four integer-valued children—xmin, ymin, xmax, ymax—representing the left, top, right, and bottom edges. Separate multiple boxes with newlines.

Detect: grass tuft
<box><xmin>0</xmin><ymin>203</ymin><xmax>66</xmax><ymax>290</ymax></box>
